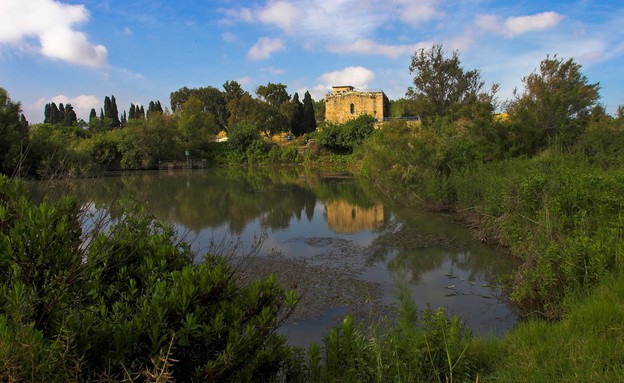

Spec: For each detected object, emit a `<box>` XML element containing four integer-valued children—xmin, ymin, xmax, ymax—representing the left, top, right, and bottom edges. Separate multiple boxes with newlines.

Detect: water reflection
<box><xmin>30</xmin><ymin>167</ymin><xmax>518</xmax><ymax>345</ymax></box>
<box><xmin>324</xmin><ymin>201</ymin><xmax>384</xmax><ymax>234</ymax></box>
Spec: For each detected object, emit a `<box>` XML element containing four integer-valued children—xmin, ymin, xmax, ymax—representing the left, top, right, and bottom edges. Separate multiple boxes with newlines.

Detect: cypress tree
<box><xmin>291</xmin><ymin>92</ymin><xmax>304</xmax><ymax>136</ymax></box>
<box><xmin>89</xmin><ymin>108</ymin><xmax>97</xmax><ymax>123</ymax></box>
<box><xmin>139</xmin><ymin>105</ymin><xmax>145</xmax><ymax>119</ymax></box>
<box><xmin>147</xmin><ymin>101</ymin><xmax>155</xmax><ymax>119</ymax></box>
<box><xmin>104</xmin><ymin>97</ymin><xmax>111</xmax><ymax>119</ymax></box>
<box><xmin>58</xmin><ymin>103</ymin><xmax>66</xmax><ymax>124</ymax></box>
<box><xmin>129</xmin><ymin>104</ymin><xmax>136</xmax><ymax>120</ymax></box>
<box><xmin>50</xmin><ymin>103</ymin><xmax>60</xmax><ymax>125</ymax></box>
<box><xmin>20</xmin><ymin>114</ymin><xmax>28</xmax><ymax>128</ymax></box>
<box><xmin>63</xmin><ymin>104</ymin><xmax>77</xmax><ymax>126</ymax></box>
<box><xmin>44</xmin><ymin>104</ymin><xmax>51</xmax><ymax>124</ymax></box>
<box><xmin>110</xmin><ymin>96</ymin><xmax>120</xmax><ymax>127</ymax></box>
<box><xmin>302</xmin><ymin>91</ymin><xmax>316</xmax><ymax>134</ymax></box>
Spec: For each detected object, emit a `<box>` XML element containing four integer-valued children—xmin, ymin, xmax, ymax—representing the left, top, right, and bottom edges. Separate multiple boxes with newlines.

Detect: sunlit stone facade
<box><xmin>325</xmin><ymin>86</ymin><xmax>388</xmax><ymax>124</ymax></box>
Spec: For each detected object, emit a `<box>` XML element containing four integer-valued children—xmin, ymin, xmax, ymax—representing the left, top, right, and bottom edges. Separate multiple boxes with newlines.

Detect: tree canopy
<box><xmin>506</xmin><ymin>55</ymin><xmax>600</xmax><ymax>153</ymax></box>
<box><xmin>407</xmin><ymin>44</ymin><xmax>496</xmax><ymax>122</ymax></box>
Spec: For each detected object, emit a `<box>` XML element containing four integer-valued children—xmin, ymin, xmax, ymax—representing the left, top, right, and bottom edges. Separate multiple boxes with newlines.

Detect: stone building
<box><xmin>325</xmin><ymin>86</ymin><xmax>389</xmax><ymax>124</ymax></box>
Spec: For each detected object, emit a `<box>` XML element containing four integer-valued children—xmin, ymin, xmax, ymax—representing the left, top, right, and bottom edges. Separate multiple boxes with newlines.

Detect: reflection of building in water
<box><xmin>324</xmin><ymin>201</ymin><xmax>384</xmax><ymax>234</ymax></box>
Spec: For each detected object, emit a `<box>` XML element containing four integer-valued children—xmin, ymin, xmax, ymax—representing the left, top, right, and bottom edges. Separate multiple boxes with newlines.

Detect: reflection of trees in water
<box><xmin>31</xmin><ymin>167</ymin><xmax>383</xmax><ymax>236</ymax></box>
<box><xmin>368</xmin><ymin>212</ymin><xmax>518</xmax><ymax>286</ymax></box>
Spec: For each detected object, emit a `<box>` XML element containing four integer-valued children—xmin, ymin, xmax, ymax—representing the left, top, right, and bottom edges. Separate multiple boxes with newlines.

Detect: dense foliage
<box><xmin>315</xmin><ymin>115</ymin><xmax>375</xmax><ymax>153</ymax></box>
<box><xmin>362</xmin><ymin>49</ymin><xmax>623</xmax><ymax>320</ymax></box>
<box><xmin>0</xmin><ymin>80</ymin><xmax>319</xmax><ymax>177</ymax></box>
<box><xmin>0</xmin><ymin>89</ymin><xmax>29</xmax><ymax>177</ymax></box>
<box><xmin>0</xmin><ymin>176</ymin><xmax>298</xmax><ymax>381</ymax></box>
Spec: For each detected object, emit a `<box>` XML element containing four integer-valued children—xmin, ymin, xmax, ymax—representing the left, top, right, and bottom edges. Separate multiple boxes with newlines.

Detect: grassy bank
<box><xmin>354</xmin><ymin>118</ymin><xmax>624</xmax><ymax>380</ymax></box>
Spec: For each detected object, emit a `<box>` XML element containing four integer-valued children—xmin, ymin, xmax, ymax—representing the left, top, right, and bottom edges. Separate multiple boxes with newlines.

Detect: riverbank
<box><xmin>356</xmin><ymin>123</ymin><xmax>624</xmax><ymax>381</ymax></box>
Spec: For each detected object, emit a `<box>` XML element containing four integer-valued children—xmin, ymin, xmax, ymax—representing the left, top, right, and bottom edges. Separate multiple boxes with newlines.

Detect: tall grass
<box><xmin>301</xmin><ymin>284</ymin><xmax>481</xmax><ymax>382</ymax></box>
<box><xmin>484</xmin><ymin>271</ymin><xmax>624</xmax><ymax>382</ymax></box>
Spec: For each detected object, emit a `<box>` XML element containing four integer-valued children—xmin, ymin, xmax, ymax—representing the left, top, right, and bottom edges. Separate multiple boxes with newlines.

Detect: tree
<box><xmin>146</xmin><ymin>100</ymin><xmax>163</xmax><ymax>119</ymax></box>
<box><xmin>256</xmin><ymin>83</ymin><xmax>290</xmax><ymax>107</ymax></box>
<box><xmin>506</xmin><ymin>55</ymin><xmax>600</xmax><ymax>153</ymax></box>
<box><xmin>302</xmin><ymin>91</ymin><xmax>316</xmax><ymax>134</ymax></box>
<box><xmin>62</xmin><ymin>104</ymin><xmax>77</xmax><ymax>126</ymax></box>
<box><xmin>110</xmin><ymin>95</ymin><xmax>120</xmax><ymax>127</ymax></box>
<box><xmin>58</xmin><ymin>103</ymin><xmax>66</xmax><ymax>123</ymax></box>
<box><xmin>313</xmin><ymin>99</ymin><xmax>326</xmax><ymax>123</ymax></box>
<box><xmin>228</xmin><ymin>122</ymin><xmax>261</xmax><ymax>153</ymax></box>
<box><xmin>49</xmin><ymin>103</ymin><xmax>60</xmax><ymax>125</ymax></box>
<box><xmin>89</xmin><ymin>108</ymin><xmax>97</xmax><ymax>123</ymax></box>
<box><xmin>170</xmin><ymin>86</ymin><xmax>227</xmax><ymax>131</ymax></box>
<box><xmin>407</xmin><ymin>44</ymin><xmax>496</xmax><ymax>122</ymax></box>
<box><xmin>290</xmin><ymin>92</ymin><xmax>304</xmax><ymax>136</ymax></box>
<box><xmin>176</xmin><ymin>95</ymin><xmax>218</xmax><ymax>153</ymax></box>
<box><xmin>103</xmin><ymin>96</ymin><xmax>120</xmax><ymax>128</ymax></box>
<box><xmin>223</xmin><ymin>80</ymin><xmax>245</xmax><ymax>105</ymax></box>
<box><xmin>255</xmin><ymin>83</ymin><xmax>291</xmax><ymax>136</ymax></box>
<box><xmin>0</xmin><ymin>88</ymin><xmax>29</xmax><ymax>176</ymax></box>
<box><xmin>226</xmin><ymin>92</ymin><xmax>258</xmax><ymax>129</ymax></box>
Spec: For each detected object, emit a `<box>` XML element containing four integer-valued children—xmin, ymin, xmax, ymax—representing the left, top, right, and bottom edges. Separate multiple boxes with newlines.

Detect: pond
<box><xmin>32</xmin><ymin>167</ymin><xmax>519</xmax><ymax>348</ymax></box>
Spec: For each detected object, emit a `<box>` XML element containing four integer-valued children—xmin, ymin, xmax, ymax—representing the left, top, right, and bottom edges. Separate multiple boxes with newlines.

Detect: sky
<box><xmin>1</xmin><ymin>0</ymin><xmax>623</xmax><ymax>123</ymax></box>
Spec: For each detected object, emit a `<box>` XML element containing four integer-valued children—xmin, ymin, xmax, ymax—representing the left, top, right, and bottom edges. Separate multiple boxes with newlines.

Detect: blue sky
<box><xmin>1</xmin><ymin>0</ymin><xmax>623</xmax><ymax>123</ymax></box>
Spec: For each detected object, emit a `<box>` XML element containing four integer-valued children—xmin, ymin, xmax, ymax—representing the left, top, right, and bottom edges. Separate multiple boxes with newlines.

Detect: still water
<box><xmin>34</xmin><ymin>167</ymin><xmax>518</xmax><ymax>347</ymax></box>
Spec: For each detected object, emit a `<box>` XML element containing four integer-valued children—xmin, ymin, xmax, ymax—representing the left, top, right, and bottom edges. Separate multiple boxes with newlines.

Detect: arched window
<box><xmin>350</xmin><ymin>103</ymin><xmax>355</xmax><ymax>114</ymax></box>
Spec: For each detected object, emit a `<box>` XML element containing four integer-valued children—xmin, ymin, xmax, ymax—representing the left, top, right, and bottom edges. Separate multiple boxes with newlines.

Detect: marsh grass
<box><xmin>478</xmin><ymin>271</ymin><xmax>624</xmax><ymax>382</ymax></box>
<box><xmin>301</xmin><ymin>283</ymin><xmax>481</xmax><ymax>382</ymax></box>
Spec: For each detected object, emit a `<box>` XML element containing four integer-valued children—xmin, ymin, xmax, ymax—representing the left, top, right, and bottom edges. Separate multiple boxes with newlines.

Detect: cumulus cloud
<box><xmin>392</xmin><ymin>0</ymin><xmax>443</xmax><ymax>24</ymax></box>
<box><xmin>297</xmin><ymin>84</ymin><xmax>330</xmax><ymax>101</ymax></box>
<box><xmin>476</xmin><ymin>11</ymin><xmax>564</xmax><ymax>38</ymax></box>
<box><xmin>318</xmin><ymin>66</ymin><xmax>375</xmax><ymax>89</ymax></box>
<box><xmin>222</xmin><ymin>0</ymin><xmax>442</xmax><ymax>43</ymax></box>
<box><xmin>237</xmin><ymin>76</ymin><xmax>253</xmax><ymax>86</ymax></box>
<box><xmin>328</xmin><ymin>39</ymin><xmax>432</xmax><ymax>58</ymax></box>
<box><xmin>31</xmin><ymin>94</ymin><xmax>100</xmax><ymax>121</ymax></box>
<box><xmin>0</xmin><ymin>0</ymin><xmax>107</xmax><ymax>67</ymax></box>
<box><xmin>298</xmin><ymin>66</ymin><xmax>376</xmax><ymax>102</ymax></box>
<box><xmin>247</xmin><ymin>37</ymin><xmax>285</xmax><ymax>60</ymax></box>
<box><xmin>258</xmin><ymin>1</ymin><xmax>302</xmax><ymax>33</ymax></box>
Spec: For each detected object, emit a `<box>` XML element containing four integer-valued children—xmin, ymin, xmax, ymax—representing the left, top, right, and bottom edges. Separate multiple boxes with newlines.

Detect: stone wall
<box><xmin>325</xmin><ymin>87</ymin><xmax>388</xmax><ymax>124</ymax></box>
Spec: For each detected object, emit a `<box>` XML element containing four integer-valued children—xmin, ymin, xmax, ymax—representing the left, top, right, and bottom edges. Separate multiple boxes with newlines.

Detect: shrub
<box><xmin>0</xmin><ymin>176</ymin><xmax>297</xmax><ymax>381</ymax></box>
<box><xmin>228</xmin><ymin>122</ymin><xmax>261</xmax><ymax>153</ymax></box>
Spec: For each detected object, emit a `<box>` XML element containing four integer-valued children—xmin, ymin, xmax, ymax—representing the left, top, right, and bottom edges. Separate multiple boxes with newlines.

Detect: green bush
<box><xmin>0</xmin><ymin>176</ymin><xmax>297</xmax><ymax>381</ymax></box>
<box><xmin>228</xmin><ymin>122</ymin><xmax>261</xmax><ymax>153</ymax></box>
<box><xmin>317</xmin><ymin>115</ymin><xmax>375</xmax><ymax>153</ymax></box>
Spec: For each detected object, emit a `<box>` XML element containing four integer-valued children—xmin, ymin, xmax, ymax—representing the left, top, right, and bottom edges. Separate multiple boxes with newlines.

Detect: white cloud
<box><xmin>222</xmin><ymin>0</ymin><xmax>443</xmax><ymax>44</ymax></box>
<box><xmin>318</xmin><ymin>66</ymin><xmax>375</xmax><ymax>89</ymax></box>
<box><xmin>247</xmin><ymin>37</ymin><xmax>285</xmax><ymax>60</ymax></box>
<box><xmin>30</xmin><ymin>94</ymin><xmax>100</xmax><ymax>121</ymax></box>
<box><xmin>0</xmin><ymin>0</ymin><xmax>107</xmax><ymax>67</ymax></box>
<box><xmin>237</xmin><ymin>76</ymin><xmax>253</xmax><ymax>86</ymax></box>
<box><xmin>297</xmin><ymin>85</ymin><xmax>330</xmax><ymax>101</ymax></box>
<box><xmin>328</xmin><ymin>39</ymin><xmax>432</xmax><ymax>58</ymax></box>
<box><xmin>476</xmin><ymin>11</ymin><xmax>564</xmax><ymax>38</ymax></box>
<box><xmin>258</xmin><ymin>1</ymin><xmax>302</xmax><ymax>33</ymax></box>
<box><xmin>392</xmin><ymin>0</ymin><xmax>443</xmax><ymax>24</ymax></box>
